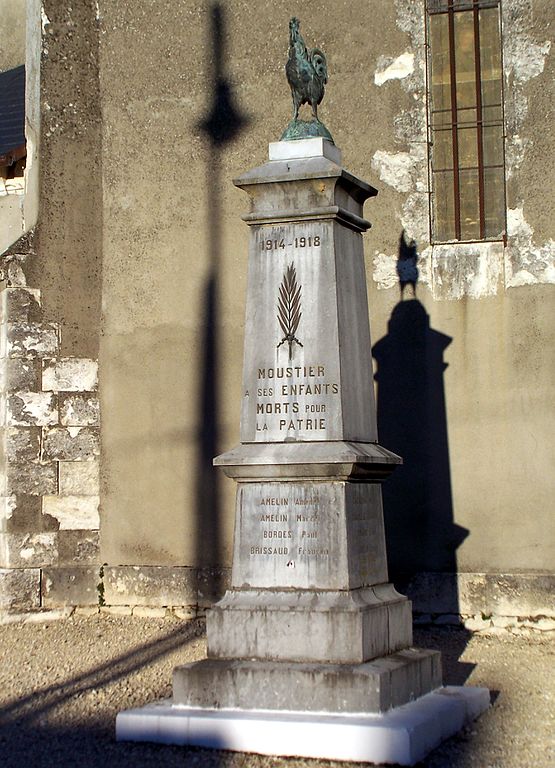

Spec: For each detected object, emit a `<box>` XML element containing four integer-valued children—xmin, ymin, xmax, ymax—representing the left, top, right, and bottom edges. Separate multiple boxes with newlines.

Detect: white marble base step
<box><xmin>116</xmin><ymin>685</ymin><xmax>489</xmax><ymax>766</ymax></box>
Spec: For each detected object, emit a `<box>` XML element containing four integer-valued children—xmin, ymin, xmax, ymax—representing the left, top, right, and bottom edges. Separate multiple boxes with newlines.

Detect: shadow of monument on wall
<box><xmin>373</xmin><ymin>297</ymin><xmax>467</xmax><ymax>582</ymax></box>
<box><xmin>194</xmin><ymin>3</ymin><xmax>248</xmax><ymax>599</ymax></box>
<box><xmin>372</xmin><ymin>236</ymin><xmax>473</xmax><ymax>680</ymax></box>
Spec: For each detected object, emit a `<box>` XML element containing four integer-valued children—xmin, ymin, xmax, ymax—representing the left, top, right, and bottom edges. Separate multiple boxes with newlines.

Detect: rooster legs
<box><xmin>291</xmin><ymin>94</ymin><xmax>320</xmax><ymax>122</ymax></box>
<box><xmin>291</xmin><ymin>92</ymin><xmax>301</xmax><ymax>121</ymax></box>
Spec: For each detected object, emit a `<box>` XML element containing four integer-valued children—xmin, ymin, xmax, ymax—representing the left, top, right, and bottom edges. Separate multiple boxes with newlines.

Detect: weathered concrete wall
<box><xmin>365</xmin><ymin>0</ymin><xmax>555</xmax><ymax>608</ymax></box>
<box><xmin>0</xmin><ymin>0</ymin><xmax>25</xmax><ymax>71</ymax></box>
<box><xmin>1</xmin><ymin>0</ymin><xmax>552</xmax><ymax>618</ymax></box>
<box><xmin>0</xmin><ymin>0</ymin><xmax>104</xmax><ymax>614</ymax></box>
<box><xmin>96</xmin><ymin>0</ymin><xmax>554</xmax><ymax>609</ymax></box>
<box><xmin>96</xmin><ymin>0</ymin><xmax>405</xmax><ymax>573</ymax></box>
<box><xmin>24</xmin><ymin>0</ymin><xmax>103</xmax><ymax>357</ymax></box>
<box><xmin>97</xmin><ymin>0</ymin><xmax>239</xmax><ymax>570</ymax></box>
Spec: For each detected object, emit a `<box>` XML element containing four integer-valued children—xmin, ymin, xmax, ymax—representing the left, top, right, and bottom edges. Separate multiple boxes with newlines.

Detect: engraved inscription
<box><xmin>254</xmin><ymin>364</ymin><xmax>339</xmax><ymax>434</ymax></box>
<box><xmin>247</xmin><ymin>490</ymin><xmax>329</xmax><ymax>562</ymax></box>
<box><xmin>234</xmin><ymin>483</ymin><xmax>353</xmax><ymax>590</ymax></box>
<box><xmin>260</xmin><ymin>234</ymin><xmax>322</xmax><ymax>251</ymax></box>
<box><xmin>277</xmin><ymin>264</ymin><xmax>303</xmax><ymax>360</ymax></box>
<box><xmin>242</xmin><ymin>222</ymin><xmax>343</xmax><ymax>443</ymax></box>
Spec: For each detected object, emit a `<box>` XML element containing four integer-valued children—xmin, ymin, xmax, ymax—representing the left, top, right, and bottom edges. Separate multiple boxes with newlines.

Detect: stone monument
<box><xmin>117</xmin><ymin>19</ymin><xmax>489</xmax><ymax>765</ymax></box>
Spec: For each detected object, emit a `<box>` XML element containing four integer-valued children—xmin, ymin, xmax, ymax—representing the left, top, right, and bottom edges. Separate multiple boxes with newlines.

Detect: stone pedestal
<box><xmin>173</xmin><ymin>137</ymin><xmax>431</xmax><ymax>709</ymax></box>
<box><xmin>117</xmin><ymin>139</ymin><xmax>488</xmax><ymax>764</ymax></box>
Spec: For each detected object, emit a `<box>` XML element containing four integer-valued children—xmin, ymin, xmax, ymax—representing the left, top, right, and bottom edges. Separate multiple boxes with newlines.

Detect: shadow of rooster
<box><xmin>397</xmin><ymin>230</ymin><xmax>419</xmax><ymax>299</ymax></box>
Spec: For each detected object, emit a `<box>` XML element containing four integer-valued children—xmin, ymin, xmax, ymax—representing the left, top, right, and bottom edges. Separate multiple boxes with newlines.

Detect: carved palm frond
<box><xmin>277</xmin><ymin>264</ymin><xmax>303</xmax><ymax>360</ymax></box>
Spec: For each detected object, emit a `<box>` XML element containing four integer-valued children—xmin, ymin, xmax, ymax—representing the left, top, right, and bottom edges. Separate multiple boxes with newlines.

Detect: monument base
<box><xmin>206</xmin><ymin>586</ymin><xmax>413</xmax><ymax>663</ymax></box>
<box><xmin>172</xmin><ymin>650</ymin><xmax>442</xmax><ymax>714</ymax></box>
<box><xmin>116</xmin><ymin>686</ymin><xmax>490</xmax><ymax>766</ymax></box>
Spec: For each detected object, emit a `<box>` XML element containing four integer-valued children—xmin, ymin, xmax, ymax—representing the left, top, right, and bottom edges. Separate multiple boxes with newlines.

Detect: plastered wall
<box><xmin>97</xmin><ymin>0</ymin><xmax>554</xmax><ymax>578</ymax></box>
<box><xmin>1</xmin><ymin>0</ymin><xmax>553</xmax><ymax>616</ymax></box>
<box><xmin>365</xmin><ymin>0</ymin><xmax>555</xmax><ymax>588</ymax></box>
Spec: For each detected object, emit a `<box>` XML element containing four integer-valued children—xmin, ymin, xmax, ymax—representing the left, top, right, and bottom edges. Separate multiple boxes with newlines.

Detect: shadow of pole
<box><xmin>194</xmin><ymin>3</ymin><xmax>247</xmax><ymax>598</ymax></box>
<box><xmin>0</xmin><ymin>621</ymin><xmax>202</xmax><ymax>727</ymax></box>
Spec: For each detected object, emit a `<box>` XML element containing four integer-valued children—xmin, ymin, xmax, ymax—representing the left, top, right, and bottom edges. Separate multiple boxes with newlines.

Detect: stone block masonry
<box><xmin>0</xmin><ymin>284</ymin><xmax>101</xmax><ymax>611</ymax></box>
<box><xmin>0</xmin><ymin>281</ymin><xmax>229</xmax><ymax>617</ymax></box>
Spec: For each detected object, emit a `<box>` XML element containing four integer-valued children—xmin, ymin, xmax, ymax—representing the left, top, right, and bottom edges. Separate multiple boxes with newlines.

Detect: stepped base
<box><xmin>207</xmin><ymin>586</ymin><xmax>413</xmax><ymax>663</ymax></box>
<box><xmin>172</xmin><ymin>651</ymin><xmax>441</xmax><ymax>714</ymax></box>
<box><xmin>116</xmin><ymin>686</ymin><xmax>490</xmax><ymax>766</ymax></box>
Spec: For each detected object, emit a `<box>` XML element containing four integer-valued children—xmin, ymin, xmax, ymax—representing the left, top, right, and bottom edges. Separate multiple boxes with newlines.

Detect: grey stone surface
<box><xmin>173</xmin><ymin>649</ymin><xmax>441</xmax><ymax>714</ymax></box>
<box><xmin>233</xmin><ymin>154</ymin><xmax>377</xmax><ymax>445</ymax></box>
<box><xmin>41</xmin><ymin>565</ymin><xmax>99</xmax><ymax>607</ymax></box>
<box><xmin>0</xmin><ymin>566</ymin><xmax>41</xmax><ymax>610</ymax></box>
<box><xmin>406</xmin><ymin>571</ymin><xmax>555</xmax><ymax>619</ymax></box>
<box><xmin>42</xmin><ymin>494</ymin><xmax>100</xmax><ymax>530</ymax></box>
<box><xmin>207</xmin><ymin>585</ymin><xmax>412</xmax><ymax>663</ymax></box>
<box><xmin>269</xmin><ymin>137</ymin><xmax>341</xmax><ymax>164</ymax></box>
<box><xmin>103</xmin><ymin>565</ymin><xmax>198</xmax><ymax>607</ymax></box>
<box><xmin>0</xmin><ymin>288</ymin><xmax>41</xmax><ymax>324</ymax></box>
<box><xmin>215</xmin><ymin>440</ymin><xmax>401</xmax><ymax>480</ymax></box>
<box><xmin>58</xmin><ymin>459</ymin><xmax>100</xmax><ymax>495</ymax></box>
<box><xmin>0</xmin><ymin>494</ymin><xmax>44</xmax><ymax>533</ymax></box>
<box><xmin>0</xmin><ymin>531</ymin><xmax>58</xmax><ymax>568</ymax></box>
<box><xmin>1</xmin><ymin>323</ymin><xmax>59</xmax><ymax>358</ymax></box>
<box><xmin>239</xmin><ymin>232</ymin><xmax>376</xmax><ymax>442</ymax></box>
<box><xmin>181</xmin><ymin>141</ymin><xmax>439</xmax><ymax>738</ymax></box>
<box><xmin>196</xmin><ymin>567</ymin><xmax>231</xmax><ymax>607</ymax></box>
<box><xmin>206</xmin><ymin>146</ymin><xmax>414</xmax><ymax>681</ymax></box>
<box><xmin>234</xmin><ymin>155</ymin><xmax>374</xmax><ymax>228</ymax></box>
<box><xmin>57</xmin><ymin>529</ymin><xmax>100</xmax><ymax>565</ymax></box>
<box><xmin>4</xmin><ymin>426</ymin><xmax>41</xmax><ymax>461</ymax></box>
<box><xmin>59</xmin><ymin>392</ymin><xmax>100</xmax><ymax>426</ymax></box>
<box><xmin>6</xmin><ymin>391</ymin><xmax>58</xmax><ymax>426</ymax></box>
<box><xmin>42</xmin><ymin>358</ymin><xmax>98</xmax><ymax>392</ymax></box>
<box><xmin>228</xmin><ymin>481</ymin><xmax>388</xmax><ymax>591</ymax></box>
<box><xmin>4</xmin><ymin>460</ymin><xmax>58</xmax><ymax>495</ymax></box>
<box><xmin>0</xmin><ymin>358</ymin><xmax>41</xmax><ymax>391</ymax></box>
<box><xmin>42</xmin><ymin>426</ymin><xmax>100</xmax><ymax>461</ymax></box>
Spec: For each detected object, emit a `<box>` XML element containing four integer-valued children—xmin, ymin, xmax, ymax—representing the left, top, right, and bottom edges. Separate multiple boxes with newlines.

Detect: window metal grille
<box><xmin>427</xmin><ymin>0</ymin><xmax>506</xmax><ymax>242</ymax></box>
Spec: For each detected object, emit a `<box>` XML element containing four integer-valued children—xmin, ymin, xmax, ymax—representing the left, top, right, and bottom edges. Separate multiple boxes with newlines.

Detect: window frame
<box><xmin>425</xmin><ymin>0</ymin><xmax>508</xmax><ymax>244</ymax></box>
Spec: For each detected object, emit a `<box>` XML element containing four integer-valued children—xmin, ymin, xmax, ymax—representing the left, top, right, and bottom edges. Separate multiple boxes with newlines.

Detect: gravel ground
<box><xmin>0</xmin><ymin>614</ymin><xmax>553</xmax><ymax>768</ymax></box>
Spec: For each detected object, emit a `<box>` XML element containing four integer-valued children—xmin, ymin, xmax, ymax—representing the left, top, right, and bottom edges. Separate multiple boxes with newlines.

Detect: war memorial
<box><xmin>115</xmin><ymin>20</ymin><xmax>490</xmax><ymax>765</ymax></box>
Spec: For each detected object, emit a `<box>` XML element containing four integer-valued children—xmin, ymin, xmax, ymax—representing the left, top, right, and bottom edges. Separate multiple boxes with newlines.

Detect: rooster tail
<box><xmin>309</xmin><ymin>48</ymin><xmax>328</xmax><ymax>82</ymax></box>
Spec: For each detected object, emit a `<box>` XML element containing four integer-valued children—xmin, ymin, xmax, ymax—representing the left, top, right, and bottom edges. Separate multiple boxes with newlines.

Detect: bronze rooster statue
<box><xmin>285</xmin><ymin>17</ymin><xmax>328</xmax><ymax>122</ymax></box>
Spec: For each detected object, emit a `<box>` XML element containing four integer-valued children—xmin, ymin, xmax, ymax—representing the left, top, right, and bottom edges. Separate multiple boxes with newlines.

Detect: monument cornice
<box><xmin>234</xmin><ymin>158</ymin><xmax>377</xmax><ymax>201</ymax></box>
<box><xmin>214</xmin><ymin>440</ymin><xmax>401</xmax><ymax>482</ymax></box>
<box><xmin>240</xmin><ymin>205</ymin><xmax>371</xmax><ymax>233</ymax></box>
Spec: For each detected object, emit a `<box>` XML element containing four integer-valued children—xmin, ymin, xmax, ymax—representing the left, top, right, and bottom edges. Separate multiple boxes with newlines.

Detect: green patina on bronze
<box><xmin>281</xmin><ymin>17</ymin><xmax>334</xmax><ymax>144</ymax></box>
<box><xmin>280</xmin><ymin>118</ymin><xmax>334</xmax><ymax>142</ymax></box>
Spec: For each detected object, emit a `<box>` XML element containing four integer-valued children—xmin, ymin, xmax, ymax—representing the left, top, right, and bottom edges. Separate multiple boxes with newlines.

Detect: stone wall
<box><xmin>365</xmin><ymin>0</ymin><xmax>555</xmax><ymax>612</ymax></box>
<box><xmin>0</xmin><ymin>0</ymin><xmax>28</xmax><ymax>254</ymax></box>
<box><xmin>0</xmin><ymin>266</ymin><xmax>100</xmax><ymax>611</ymax></box>
<box><xmin>0</xmin><ymin>262</ymin><xmax>228</xmax><ymax>616</ymax></box>
<box><xmin>0</xmin><ymin>0</ymin><xmax>553</xmax><ymax>623</ymax></box>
